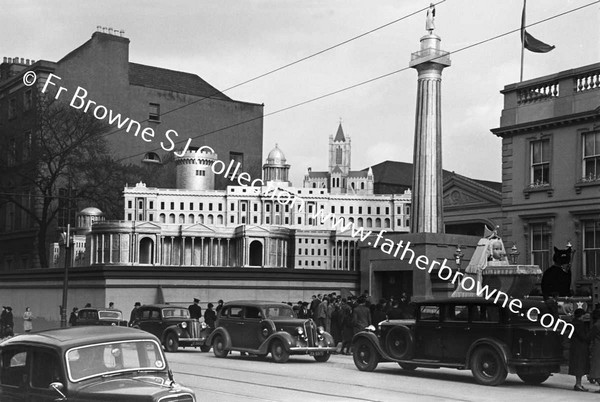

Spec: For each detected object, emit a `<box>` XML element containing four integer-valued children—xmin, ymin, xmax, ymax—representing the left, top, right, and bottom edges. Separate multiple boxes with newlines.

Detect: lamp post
<box><xmin>509</xmin><ymin>243</ymin><xmax>520</xmax><ymax>265</ymax></box>
<box><xmin>60</xmin><ymin>224</ymin><xmax>71</xmax><ymax>328</ymax></box>
<box><xmin>454</xmin><ymin>245</ymin><xmax>464</xmax><ymax>271</ymax></box>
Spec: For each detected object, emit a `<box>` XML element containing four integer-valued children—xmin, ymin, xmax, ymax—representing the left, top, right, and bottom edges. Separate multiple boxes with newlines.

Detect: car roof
<box><xmin>0</xmin><ymin>326</ymin><xmax>157</xmax><ymax>350</ymax></box>
<box><xmin>224</xmin><ymin>300</ymin><xmax>292</xmax><ymax>307</ymax></box>
<box><xmin>140</xmin><ymin>304</ymin><xmax>188</xmax><ymax>309</ymax></box>
<box><xmin>79</xmin><ymin>307</ymin><xmax>123</xmax><ymax>313</ymax></box>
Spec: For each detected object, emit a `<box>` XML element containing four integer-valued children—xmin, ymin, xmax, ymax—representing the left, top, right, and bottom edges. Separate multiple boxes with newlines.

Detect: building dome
<box><xmin>79</xmin><ymin>207</ymin><xmax>104</xmax><ymax>216</ymax></box>
<box><xmin>266</xmin><ymin>144</ymin><xmax>286</xmax><ymax>166</ymax></box>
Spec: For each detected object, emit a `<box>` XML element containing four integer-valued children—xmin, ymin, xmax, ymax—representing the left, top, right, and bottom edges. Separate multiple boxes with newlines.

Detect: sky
<box><xmin>2</xmin><ymin>0</ymin><xmax>599</xmax><ymax>185</ymax></box>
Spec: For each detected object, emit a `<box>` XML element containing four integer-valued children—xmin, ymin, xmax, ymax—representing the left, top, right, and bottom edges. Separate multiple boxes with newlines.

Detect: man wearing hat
<box><xmin>4</xmin><ymin>307</ymin><xmax>13</xmax><ymax>337</ymax></box>
<box><xmin>129</xmin><ymin>302</ymin><xmax>141</xmax><ymax>326</ymax></box>
<box><xmin>0</xmin><ymin>306</ymin><xmax>7</xmax><ymax>337</ymax></box>
<box><xmin>189</xmin><ymin>298</ymin><xmax>202</xmax><ymax>320</ymax></box>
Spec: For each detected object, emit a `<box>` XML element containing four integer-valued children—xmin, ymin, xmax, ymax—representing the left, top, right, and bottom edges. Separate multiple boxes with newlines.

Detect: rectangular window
<box><xmin>376</xmin><ymin>207</ymin><xmax>380</xmax><ymax>214</ymax></box>
<box><xmin>230</xmin><ymin>203</ymin><xmax>234</xmax><ymax>210</ymax></box>
<box><xmin>530</xmin><ymin>139</ymin><xmax>550</xmax><ymax>186</ymax></box>
<box><xmin>254</xmin><ymin>204</ymin><xmax>258</xmax><ymax>212</ymax></box>
<box><xmin>583</xmin><ymin>220</ymin><xmax>600</xmax><ymax>278</ymax></box>
<box><xmin>583</xmin><ymin>131</ymin><xmax>600</xmax><ymax>182</ymax></box>
<box><xmin>530</xmin><ymin>223</ymin><xmax>551</xmax><ymax>268</ymax></box>
<box><xmin>8</xmin><ymin>98</ymin><xmax>16</xmax><ymax>119</ymax></box>
<box><xmin>180</xmin><ymin>202</ymin><xmax>184</xmax><ymax>210</ymax></box>
<box><xmin>128</xmin><ymin>200</ymin><xmax>132</xmax><ymax>209</ymax></box>
<box><xmin>170</xmin><ymin>202</ymin><xmax>174</xmax><ymax>210</ymax></box>
<box><xmin>358</xmin><ymin>206</ymin><xmax>363</xmax><ymax>214</ymax></box>
<box><xmin>149</xmin><ymin>213</ymin><xmax>154</xmax><ymax>221</ymax></box>
<box><xmin>242</xmin><ymin>204</ymin><xmax>246</xmax><ymax>212</ymax></box>
<box><xmin>149</xmin><ymin>103</ymin><xmax>160</xmax><ymax>121</ymax></box>
<box><xmin>23</xmin><ymin>90</ymin><xmax>32</xmax><ymax>112</ymax></box>
<box><xmin>230</xmin><ymin>216</ymin><xmax>235</xmax><ymax>223</ymax></box>
<box><xmin>397</xmin><ymin>206</ymin><xmax>402</xmax><ymax>214</ymax></box>
<box><xmin>199</xmin><ymin>203</ymin><xmax>203</xmax><ymax>211</ymax></box>
<box><xmin>331</xmin><ymin>206</ymin><xmax>335</xmax><ymax>213</ymax></box>
<box><xmin>149</xmin><ymin>201</ymin><xmax>154</xmax><ymax>209</ymax></box>
<box><xmin>350</xmin><ymin>206</ymin><xmax>354</xmax><ymax>214</ymax></box>
<box><xmin>367</xmin><ymin>207</ymin><xmax>371</xmax><ymax>214</ymax></box>
<box><xmin>209</xmin><ymin>203</ymin><xmax>213</xmax><ymax>211</ymax></box>
<box><xmin>340</xmin><ymin>206</ymin><xmax>344</xmax><ymax>214</ymax></box>
<box><xmin>253</xmin><ymin>216</ymin><xmax>258</xmax><ymax>224</ymax></box>
<box><xmin>298</xmin><ymin>248</ymin><xmax>302</xmax><ymax>255</ymax></box>
<box><xmin>161</xmin><ymin>202</ymin><xmax>165</xmax><ymax>210</ymax></box>
<box><xmin>128</xmin><ymin>213</ymin><xmax>132</xmax><ymax>220</ymax></box>
<box><xmin>386</xmin><ymin>207</ymin><xmax>390</xmax><ymax>214</ymax></box>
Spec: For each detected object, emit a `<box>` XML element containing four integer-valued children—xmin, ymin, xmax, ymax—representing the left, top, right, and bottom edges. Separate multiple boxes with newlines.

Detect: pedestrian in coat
<box><xmin>204</xmin><ymin>303</ymin><xmax>216</xmax><ymax>328</ymax></box>
<box><xmin>297</xmin><ymin>302</ymin><xmax>310</xmax><ymax>319</ymax></box>
<box><xmin>588</xmin><ymin>309</ymin><xmax>600</xmax><ymax>387</ymax></box>
<box><xmin>129</xmin><ymin>302</ymin><xmax>141</xmax><ymax>326</ymax></box>
<box><xmin>4</xmin><ymin>307</ymin><xmax>13</xmax><ymax>337</ymax></box>
<box><xmin>23</xmin><ymin>307</ymin><xmax>33</xmax><ymax>333</ymax></box>
<box><xmin>316</xmin><ymin>297</ymin><xmax>328</xmax><ymax>329</ymax></box>
<box><xmin>310</xmin><ymin>294</ymin><xmax>321</xmax><ymax>320</ymax></box>
<box><xmin>570</xmin><ymin>308</ymin><xmax>590</xmax><ymax>391</ymax></box>
<box><xmin>188</xmin><ymin>298</ymin><xmax>202</xmax><ymax>320</ymax></box>
<box><xmin>340</xmin><ymin>298</ymin><xmax>354</xmax><ymax>354</ymax></box>
<box><xmin>69</xmin><ymin>307</ymin><xmax>79</xmax><ymax>326</ymax></box>
<box><xmin>352</xmin><ymin>297</ymin><xmax>371</xmax><ymax>335</ymax></box>
<box><xmin>0</xmin><ymin>307</ymin><xmax>7</xmax><ymax>338</ymax></box>
<box><xmin>216</xmin><ymin>300</ymin><xmax>224</xmax><ymax>315</ymax></box>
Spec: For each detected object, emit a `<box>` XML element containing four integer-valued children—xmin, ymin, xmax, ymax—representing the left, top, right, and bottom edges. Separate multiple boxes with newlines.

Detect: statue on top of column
<box><xmin>426</xmin><ymin>3</ymin><xmax>435</xmax><ymax>34</ymax></box>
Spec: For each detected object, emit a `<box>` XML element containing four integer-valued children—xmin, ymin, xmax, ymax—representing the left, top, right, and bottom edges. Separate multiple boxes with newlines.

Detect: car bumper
<box><xmin>507</xmin><ymin>358</ymin><xmax>562</xmax><ymax>367</ymax></box>
<box><xmin>290</xmin><ymin>346</ymin><xmax>337</xmax><ymax>353</ymax></box>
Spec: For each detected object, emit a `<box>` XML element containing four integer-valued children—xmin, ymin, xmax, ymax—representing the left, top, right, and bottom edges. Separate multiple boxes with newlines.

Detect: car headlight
<box><xmin>201</xmin><ymin>322</ymin><xmax>208</xmax><ymax>329</ymax></box>
<box><xmin>365</xmin><ymin>325</ymin><xmax>376</xmax><ymax>332</ymax></box>
<box><xmin>296</xmin><ymin>326</ymin><xmax>304</xmax><ymax>335</ymax></box>
<box><xmin>181</xmin><ymin>322</ymin><xmax>188</xmax><ymax>329</ymax></box>
<box><xmin>317</xmin><ymin>326</ymin><xmax>325</xmax><ymax>335</ymax></box>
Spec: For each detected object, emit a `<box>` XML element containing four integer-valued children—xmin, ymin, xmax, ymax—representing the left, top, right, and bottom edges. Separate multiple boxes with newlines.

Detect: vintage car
<box><xmin>0</xmin><ymin>326</ymin><xmax>196</xmax><ymax>401</ymax></box>
<box><xmin>207</xmin><ymin>300</ymin><xmax>337</xmax><ymax>363</ymax></box>
<box><xmin>352</xmin><ymin>297</ymin><xmax>564</xmax><ymax>386</ymax></box>
<box><xmin>74</xmin><ymin>307</ymin><xmax>128</xmax><ymax>327</ymax></box>
<box><xmin>130</xmin><ymin>304</ymin><xmax>212</xmax><ymax>352</ymax></box>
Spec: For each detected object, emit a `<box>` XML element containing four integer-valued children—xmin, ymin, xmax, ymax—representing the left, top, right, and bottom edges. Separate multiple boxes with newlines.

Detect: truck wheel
<box><xmin>353</xmin><ymin>339</ymin><xmax>379</xmax><ymax>372</ymax></box>
<box><xmin>470</xmin><ymin>346</ymin><xmax>507</xmax><ymax>386</ymax></box>
<box><xmin>517</xmin><ymin>371</ymin><xmax>550</xmax><ymax>385</ymax></box>
<box><xmin>164</xmin><ymin>332</ymin><xmax>179</xmax><ymax>353</ymax></box>
<box><xmin>212</xmin><ymin>335</ymin><xmax>228</xmax><ymax>358</ymax></box>
<box><xmin>271</xmin><ymin>339</ymin><xmax>290</xmax><ymax>363</ymax></box>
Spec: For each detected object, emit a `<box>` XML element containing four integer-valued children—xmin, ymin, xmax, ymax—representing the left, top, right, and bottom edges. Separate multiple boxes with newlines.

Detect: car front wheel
<box><xmin>470</xmin><ymin>346</ymin><xmax>507</xmax><ymax>386</ymax></box>
<box><xmin>270</xmin><ymin>339</ymin><xmax>290</xmax><ymax>363</ymax></box>
<box><xmin>213</xmin><ymin>335</ymin><xmax>228</xmax><ymax>358</ymax></box>
<box><xmin>164</xmin><ymin>332</ymin><xmax>179</xmax><ymax>353</ymax></box>
<box><xmin>353</xmin><ymin>339</ymin><xmax>379</xmax><ymax>372</ymax></box>
<box><xmin>517</xmin><ymin>371</ymin><xmax>551</xmax><ymax>385</ymax></box>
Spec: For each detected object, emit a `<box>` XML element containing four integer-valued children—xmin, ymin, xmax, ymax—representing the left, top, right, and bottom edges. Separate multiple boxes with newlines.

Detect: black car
<box><xmin>0</xmin><ymin>326</ymin><xmax>195</xmax><ymax>401</ymax></box>
<box><xmin>207</xmin><ymin>300</ymin><xmax>337</xmax><ymax>363</ymax></box>
<box><xmin>74</xmin><ymin>307</ymin><xmax>128</xmax><ymax>327</ymax></box>
<box><xmin>352</xmin><ymin>297</ymin><xmax>564</xmax><ymax>386</ymax></box>
<box><xmin>130</xmin><ymin>304</ymin><xmax>212</xmax><ymax>352</ymax></box>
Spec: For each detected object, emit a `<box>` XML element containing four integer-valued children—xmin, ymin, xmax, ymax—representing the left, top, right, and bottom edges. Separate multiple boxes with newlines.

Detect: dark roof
<box><xmin>129</xmin><ymin>63</ymin><xmax>231</xmax><ymax>101</ymax></box>
<box><xmin>334</xmin><ymin>123</ymin><xmax>346</xmax><ymax>142</ymax></box>
<box><xmin>347</xmin><ymin>171</ymin><xmax>368</xmax><ymax>178</ymax></box>
<box><xmin>0</xmin><ymin>326</ymin><xmax>156</xmax><ymax>349</ymax></box>
<box><xmin>140</xmin><ymin>304</ymin><xmax>188</xmax><ymax>309</ymax></box>
<box><xmin>365</xmin><ymin>161</ymin><xmax>501</xmax><ymax>192</ymax></box>
<box><xmin>307</xmin><ymin>171</ymin><xmax>329</xmax><ymax>178</ymax></box>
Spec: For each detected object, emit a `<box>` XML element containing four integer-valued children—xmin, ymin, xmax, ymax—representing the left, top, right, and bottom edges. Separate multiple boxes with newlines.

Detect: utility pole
<box><xmin>60</xmin><ymin>224</ymin><xmax>71</xmax><ymax>327</ymax></box>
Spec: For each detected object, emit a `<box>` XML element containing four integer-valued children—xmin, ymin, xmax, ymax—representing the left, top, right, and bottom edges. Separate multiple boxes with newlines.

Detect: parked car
<box><xmin>130</xmin><ymin>304</ymin><xmax>212</xmax><ymax>352</ymax></box>
<box><xmin>207</xmin><ymin>300</ymin><xmax>337</xmax><ymax>363</ymax></box>
<box><xmin>352</xmin><ymin>297</ymin><xmax>564</xmax><ymax>386</ymax></box>
<box><xmin>74</xmin><ymin>307</ymin><xmax>128</xmax><ymax>326</ymax></box>
<box><xmin>0</xmin><ymin>326</ymin><xmax>196</xmax><ymax>401</ymax></box>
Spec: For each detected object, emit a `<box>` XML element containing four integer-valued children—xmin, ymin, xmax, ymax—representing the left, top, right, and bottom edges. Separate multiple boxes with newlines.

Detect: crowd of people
<box><xmin>0</xmin><ymin>306</ymin><xmax>34</xmax><ymax>339</ymax></box>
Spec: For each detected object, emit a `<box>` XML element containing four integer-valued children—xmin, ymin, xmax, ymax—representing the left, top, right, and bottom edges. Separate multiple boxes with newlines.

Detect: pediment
<box><xmin>135</xmin><ymin>222</ymin><xmax>162</xmax><ymax>230</ymax></box>
<box><xmin>443</xmin><ymin>175</ymin><xmax>501</xmax><ymax>208</ymax></box>
<box><xmin>182</xmin><ymin>223</ymin><xmax>217</xmax><ymax>233</ymax></box>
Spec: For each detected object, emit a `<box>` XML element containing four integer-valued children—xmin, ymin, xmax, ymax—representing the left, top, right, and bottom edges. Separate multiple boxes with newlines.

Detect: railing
<box><xmin>575</xmin><ymin>70</ymin><xmax>600</xmax><ymax>92</ymax></box>
<box><xmin>517</xmin><ymin>81</ymin><xmax>559</xmax><ymax>105</ymax></box>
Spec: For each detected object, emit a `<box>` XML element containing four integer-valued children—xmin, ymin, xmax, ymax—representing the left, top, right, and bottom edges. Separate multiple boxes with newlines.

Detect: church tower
<box><xmin>328</xmin><ymin>123</ymin><xmax>351</xmax><ymax>176</ymax></box>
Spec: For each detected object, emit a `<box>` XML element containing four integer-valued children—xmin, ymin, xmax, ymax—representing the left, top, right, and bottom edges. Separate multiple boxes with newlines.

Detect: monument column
<box><xmin>409</xmin><ymin>13</ymin><xmax>451</xmax><ymax>233</ymax></box>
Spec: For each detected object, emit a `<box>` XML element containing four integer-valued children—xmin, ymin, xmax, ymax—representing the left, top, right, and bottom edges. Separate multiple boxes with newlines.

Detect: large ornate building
<box><xmin>61</xmin><ymin>144</ymin><xmax>411</xmax><ymax>271</ymax></box>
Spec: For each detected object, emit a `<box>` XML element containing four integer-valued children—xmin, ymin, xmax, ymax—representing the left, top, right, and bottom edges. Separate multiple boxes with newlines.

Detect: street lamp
<box><xmin>509</xmin><ymin>243</ymin><xmax>520</xmax><ymax>265</ymax></box>
<box><xmin>60</xmin><ymin>224</ymin><xmax>72</xmax><ymax>328</ymax></box>
<box><xmin>454</xmin><ymin>245</ymin><xmax>464</xmax><ymax>271</ymax></box>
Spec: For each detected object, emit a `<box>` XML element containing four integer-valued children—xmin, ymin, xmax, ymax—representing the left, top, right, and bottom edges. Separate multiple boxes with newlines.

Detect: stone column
<box><xmin>409</xmin><ymin>33</ymin><xmax>451</xmax><ymax>233</ymax></box>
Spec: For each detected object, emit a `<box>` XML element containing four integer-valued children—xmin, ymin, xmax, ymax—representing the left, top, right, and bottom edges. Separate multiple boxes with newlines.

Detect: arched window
<box><xmin>312</xmin><ymin>182</ymin><xmax>316</xmax><ymax>188</ymax></box>
<box><xmin>358</xmin><ymin>218</ymin><xmax>363</xmax><ymax>227</ymax></box>
<box><xmin>188</xmin><ymin>214</ymin><xmax>194</xmax><ymax>223</ymax></box>
<box><xmin>384</xmin><ymin>218</ymin><xmax>390</xmax><ymax>228</ymax></box>
<box><xmin>375</xmin><ymin>218</ymin><xmax>381</xmax><ymax>228</ymax></box>
<box><xmin>361</xmin><ymin>182</ymin><xmax>365</xmax><ymax>190</ymax></box>
<box><xmin>208</xmin><ymin>214</ymin><xmax>214</xmax><ymax>224</ymax></box>
<box><xmin>198</xmin><ymin>214</ymin><xmax>204</xmax><ymax>224</ymax></box>
<box><xmin>217</xmin><ymin>215</ymin><xmax>223</xmax><ymax>225</ymax></box>
<box><xmin>159</xmin><ymin>213</ymin><xmax>166</xmax><ymax>223</ymax></box>
<box><xmin>169</xmin><ymin>214</ymin><xmax>175</xmax><ymax>224</ymax></box>
<box><xmin>367</xmin><ymin>218</ymin><xmax>372</xmax><ymax>227</ymax></box>
<box><xmin>179</xmin><ymin>214</ymin><xmax>185</xmax><ymax>224</ymax></box>
<box><xmin>336</xmin><ymin>147</ymin><xmax>342</xmax><ymax>164</ymax></box>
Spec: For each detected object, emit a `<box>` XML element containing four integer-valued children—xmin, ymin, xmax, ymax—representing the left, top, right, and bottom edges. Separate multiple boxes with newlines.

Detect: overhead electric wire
<box><xmin>98</xmin><ymin>1</ymin><xmax>447</xmax><ymax>142</ymax></box>
<box><xmin>114</xmin><ymin>0</ymin><xmax>600</xmax><ymax>164</ymax></box>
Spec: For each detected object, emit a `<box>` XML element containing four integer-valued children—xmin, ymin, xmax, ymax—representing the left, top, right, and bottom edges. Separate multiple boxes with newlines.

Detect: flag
<box><xmin>521</xmin><ymin>1</ymin><xmax>555</xmax><ymax>53</ymax></box>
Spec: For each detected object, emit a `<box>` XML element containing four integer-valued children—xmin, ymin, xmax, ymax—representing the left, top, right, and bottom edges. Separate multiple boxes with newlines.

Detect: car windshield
<box><xmin>264</xmin><ymin>306</ymin><xmax>296</xmax><ymax>319</ymax></box>
<box><xmin>162</xmin><ymin>308</ymin><xmax>190</xmax><ymax>318</ymax></box>
<box><xmin>99</xmin><ymin>310</ymin><xmax>122</xmax><ymax>320</ymax></box>
<box><xmin>66</xmin><ymin>339</ymin><xmax>165</xmax><ymax>382</ymax></box>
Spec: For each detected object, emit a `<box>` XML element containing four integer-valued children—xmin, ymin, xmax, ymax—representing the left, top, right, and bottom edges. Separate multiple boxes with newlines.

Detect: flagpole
<box><xmin>520</xmin><ymin>0</ymin><xmax>526</xmax><ymax>82</ymax></box>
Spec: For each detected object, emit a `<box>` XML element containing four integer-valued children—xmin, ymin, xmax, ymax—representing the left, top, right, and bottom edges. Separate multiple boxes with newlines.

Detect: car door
<box><xmin>0</xmin><ymin>345</ymin><xmax>29</xmax><ymax>401</ymax></box>
<box><xmin>218</xmin><ymin>306</ymin><xmax>244</xmax><ymax>348</ymax></box>
<box><xmin>413</xmin><ymin>304</ymin><xmax>443</xmax><ymax>360</ymax></box>
<box><xmin>242</xmin><ymin>306</ymin><xmax>263</xmax><ymax>349</ymax></box>
<box><xmin>27</xmin><ymin>347</ymin><xmax>65</xmax><ymax>402</ymax></box>
<box><xmin>137</xmin><ymin>308</ymin><xmax>163</xmax><ymax>337</ymax></box>
<box><xmin>440</xmin><ymin>304</ymin><xmax>473</xmax><ymax>363</ymax></box>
